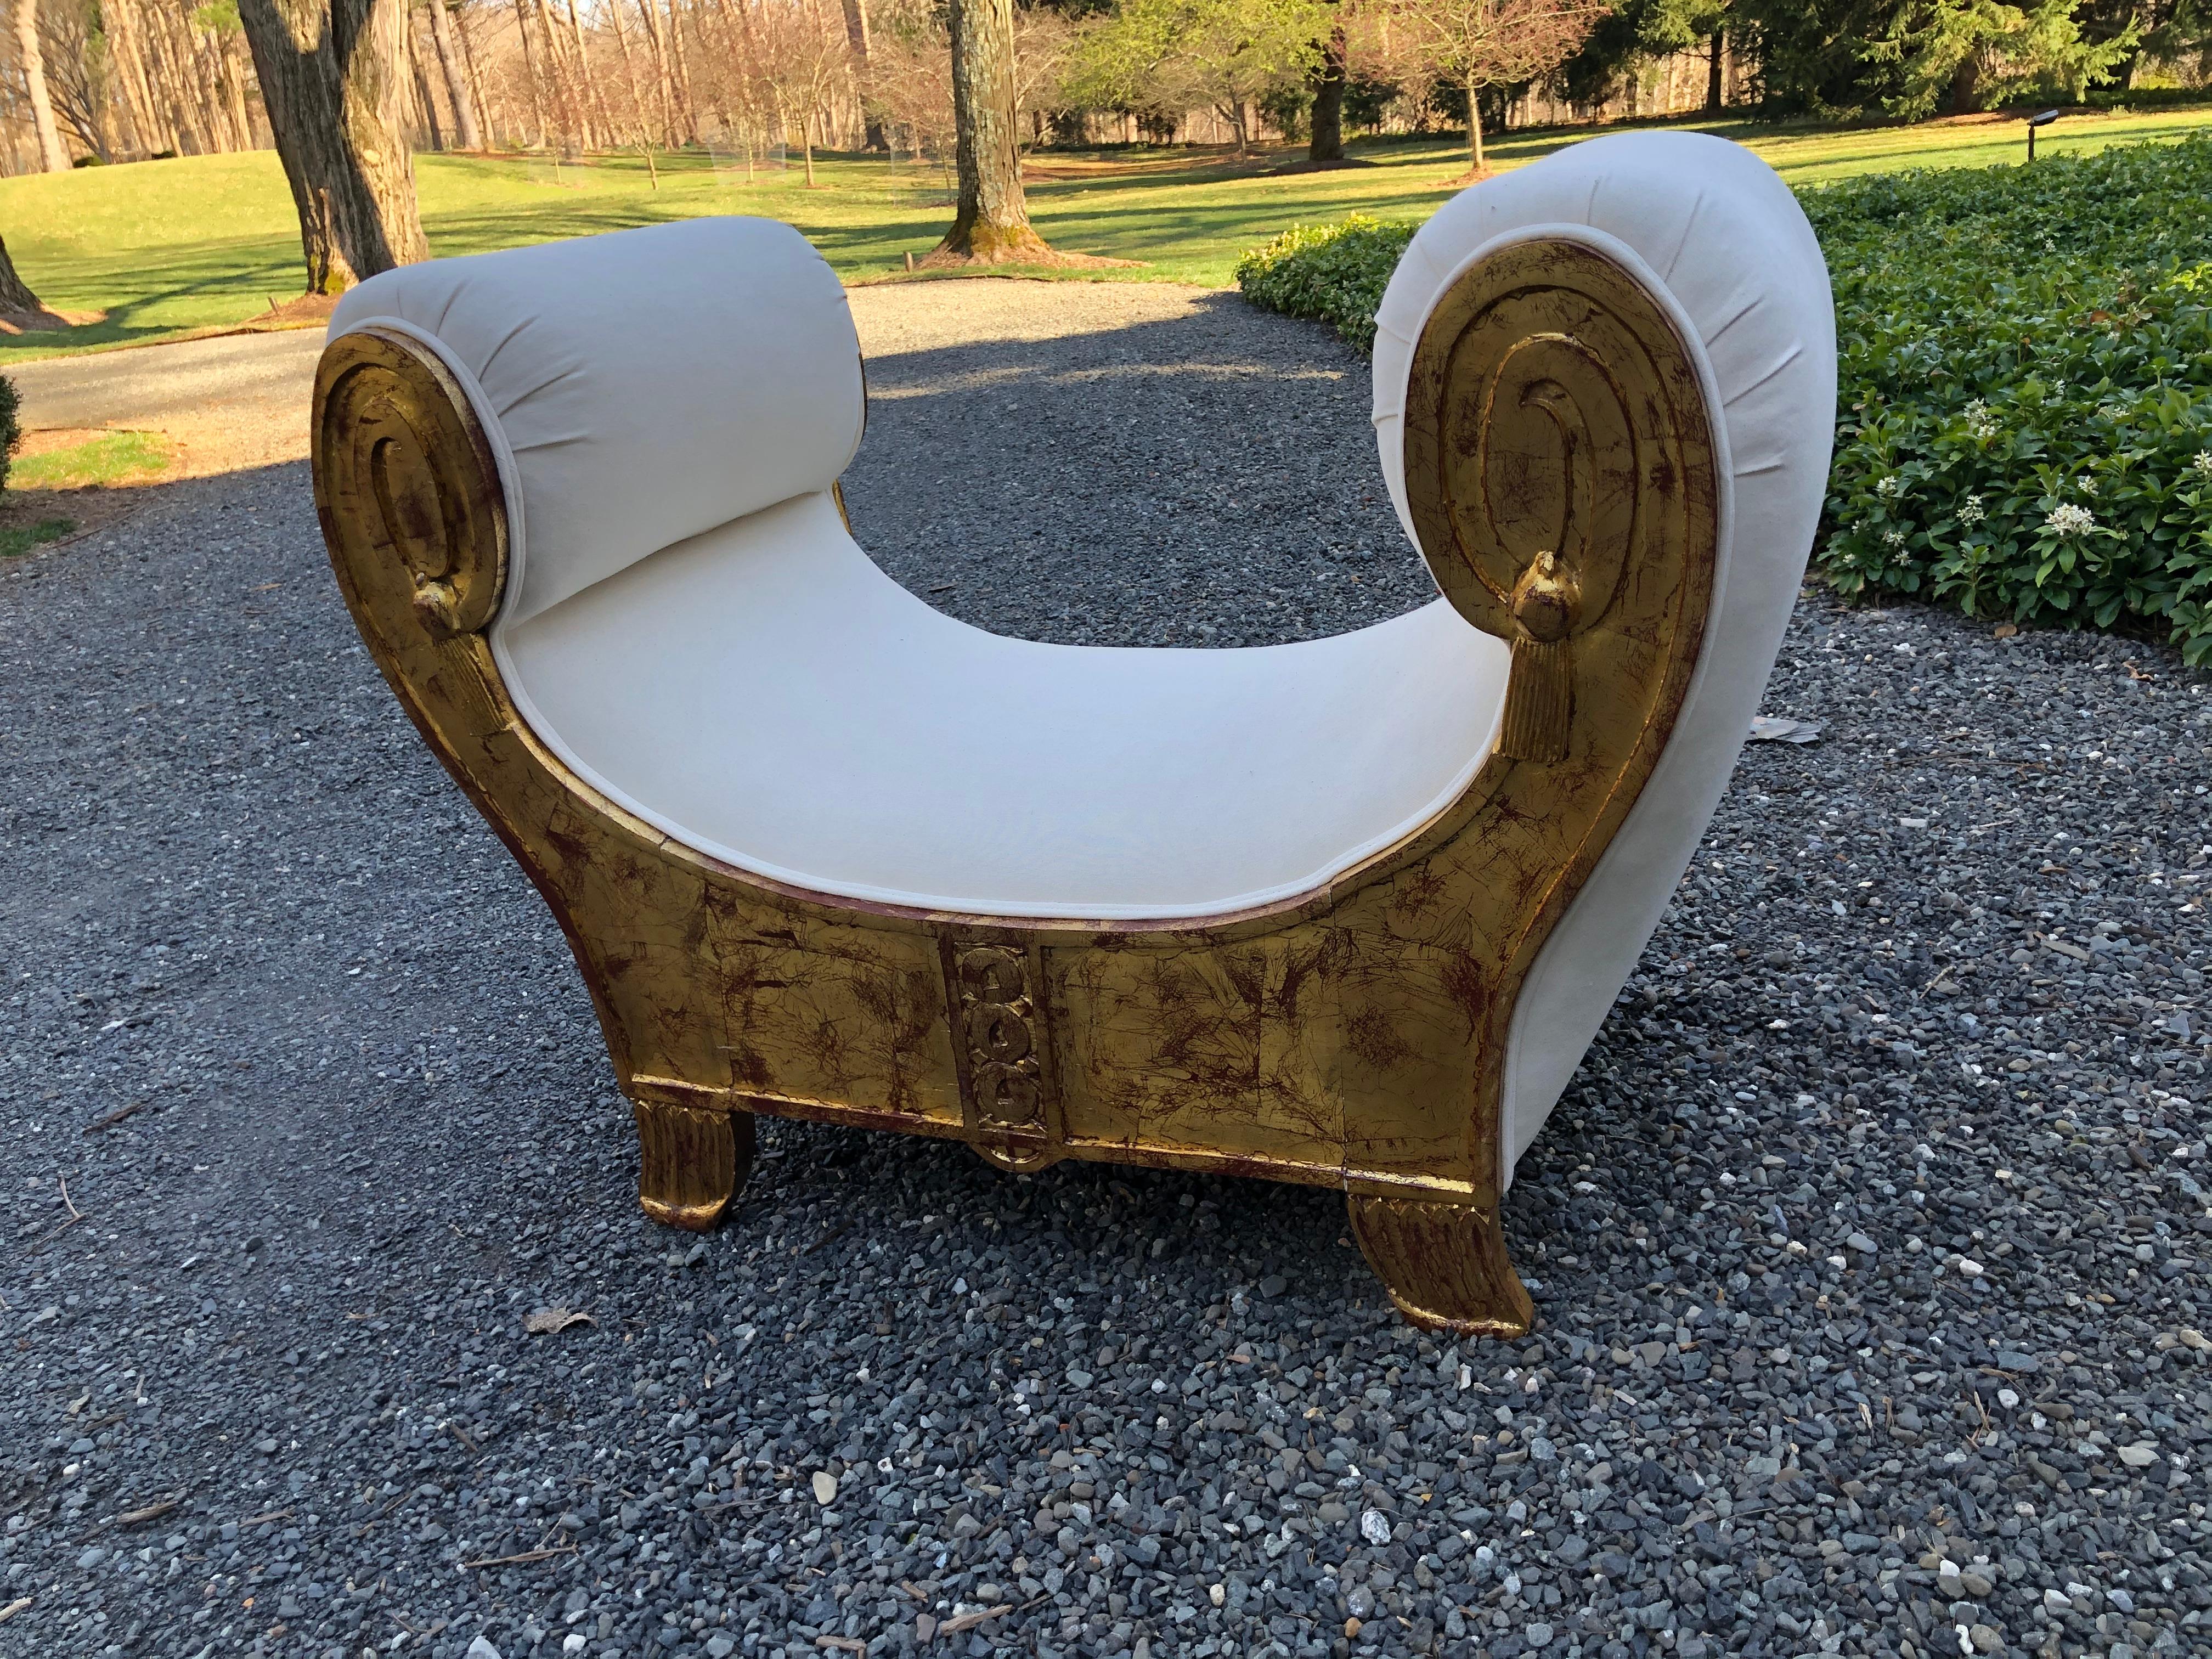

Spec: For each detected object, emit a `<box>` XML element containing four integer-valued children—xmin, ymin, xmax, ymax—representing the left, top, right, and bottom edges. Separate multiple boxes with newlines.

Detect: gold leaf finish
<box><xmin>314</xmin><ymin>328</ymin><xmax>507</xmax><ymax>642</ymax></box>
<box><xmin>1404</xmin><ymin>239</ymin><xmax>1714</xmax><ymax>766</ymax></box>
<box><xmin>312</xmin><ymin>237</ymin><xmax>1718</xmax><ymax>1338</ymax></box>
<box><xmin>636</xmin><ymin>1101</ymin><xmax>754</xmax><ymax>1231</ymax></box>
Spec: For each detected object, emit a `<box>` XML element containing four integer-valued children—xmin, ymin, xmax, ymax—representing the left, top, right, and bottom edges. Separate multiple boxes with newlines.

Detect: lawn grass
<box><xmin>5</xmin><ymin>101</ymin><xmax>2210</xmax><ymax>362</ymax></box>
<box><xmin>0</xmin><ymin>516</ymin><xmax>73</xmax><ymax>556</ymax></box>
<box><xmin>11</xmin><ymin>429</ymin><xmax>170</xmax><ymax>488</ymax></box>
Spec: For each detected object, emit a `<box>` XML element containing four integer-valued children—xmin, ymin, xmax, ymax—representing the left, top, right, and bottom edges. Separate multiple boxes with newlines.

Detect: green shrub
<box><xmin>1233</xmin><ymin>215</ymin><xmax>1416</xmax><ymax>353</ymax></box>
<box><xmin>0</xmin><ymin>518</ymin><xmax>71</xmax><ymax>558</ymax></box>
<box><xmin>0</xmin><ymin>373</ymin><xmax>17</xmax><ymax>495</ymax></box>
<box><xmin>1806</xmin><ymin>140</ymin><xmax>2212</xmax><ymax>663</ymax></box>
<box><xmin>1235</xmin><ymin>137</ymin><xmax>2212</xmax><ymax>663</ymax></box>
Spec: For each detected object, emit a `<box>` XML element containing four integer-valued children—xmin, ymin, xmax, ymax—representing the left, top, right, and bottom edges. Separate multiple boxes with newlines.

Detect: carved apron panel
<box><xmin>942</xmin><ymin>939</ymin><xmax>1062</xmax><ymax>1169</ymax></box>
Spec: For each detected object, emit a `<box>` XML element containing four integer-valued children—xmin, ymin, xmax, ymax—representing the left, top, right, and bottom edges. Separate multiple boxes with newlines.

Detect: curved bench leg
<box><xmin>633</xmin><ymin>1102</ymin><xmax>753</xmax><ymax>1232</ymax></box>
<box><xmin>1347</xmin><ymin>1195</ymin><xmax>1533</xmax><ymax>1338</ymax></box>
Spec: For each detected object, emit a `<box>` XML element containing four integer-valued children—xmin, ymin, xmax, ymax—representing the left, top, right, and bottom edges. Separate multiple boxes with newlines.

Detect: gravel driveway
<box><xmin>7</xmin><ymin>329</ymin><xmax>328</xmax><ymax>478</ymax></box>
<box><xmin>3</xmin><ymin>279</ymin><xmax>2210</xmax><ymax>1659</ymax></box>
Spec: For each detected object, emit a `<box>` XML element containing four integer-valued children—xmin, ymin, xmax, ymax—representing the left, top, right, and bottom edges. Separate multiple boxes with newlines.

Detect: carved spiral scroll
<box><xmin>312</xmin><ymin>326</ymin><xmax>509</xmax><ymax>648</ymax></box>
<box><xmin>1403</xmin><ymin>239</ymin><xmax>1716</xmax><ymax>764</ymax></box>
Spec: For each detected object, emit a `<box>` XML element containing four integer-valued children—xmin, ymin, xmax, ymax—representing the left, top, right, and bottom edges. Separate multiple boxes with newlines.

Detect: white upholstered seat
<box><xmin>329</xmin><ymin>131</ymin><xmax>1832</xmax><ymax>1180</ymax></box>
<box><xmin>496</xmin><ymin>509</ymin><xmax>1511</xmax><ymax>919</ymax></box>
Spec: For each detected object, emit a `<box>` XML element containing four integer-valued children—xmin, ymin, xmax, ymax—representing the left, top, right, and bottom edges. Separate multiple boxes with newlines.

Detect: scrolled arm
<box><xmin>312</xmin><ymin>326</ymin><xmax>509</xmax><ymax>650</ymax></box>
<box><xmin>1400</xmin><ymin>237</ymin><xmax>1718</xmax><ymax>763</ymax></box>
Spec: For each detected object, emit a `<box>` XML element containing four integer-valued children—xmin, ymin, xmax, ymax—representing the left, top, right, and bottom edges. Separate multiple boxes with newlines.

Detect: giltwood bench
<box><xmin>310</xmin><ymin>131</ymin><xmax>1834</xmax><ymax>1335</ymax></box>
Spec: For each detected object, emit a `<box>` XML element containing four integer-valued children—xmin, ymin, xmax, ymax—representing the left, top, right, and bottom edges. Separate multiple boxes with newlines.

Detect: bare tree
<box><xmin>39</xmin><ymin>0</ymin><xmax>117</xmax><ymax>160</ymax></box>
<box><xmin>424</xmin><ymin>0</ymin><xmax>484</xmax><ymax>145</ymax></box>
<box><xmin>239</xmin><ymin>0</ymin><xmax>430</xmax><ymax>292</ymax></box>
<box><xmin>531</xmin><ymin>0</ymin><xmax>593</xmax><ymax>146</ymax></box>
<box><xmin>1355</xmin><ymin>0</ymin><xmax>1606</xmax><ymax>174</ymax></box>
<box><xmin>863</xmin><ymin>0</ymin><xmax>952</xmax><ymax>160</ymax></box>
<box><xmin>408</xmin><ymin>5</ymin><xmax>447</xmax><ymax>144</ymax></box>
<box><xmin>14</xmin><ymin>0</ymin><xmax>72</xmax><ymax>168</ymax></box>
<box><xmin>628</xmin><ymin>0</ymin><xmax>680</xmax><ymax>143</ymax></box>
<box><xmin>831</xmin><ymin>0</ymin><xmax>887</xmax><ymax>147</ymax></box>
<box><xmin>561</xmin><ymin>0</ymin><xmax>614</xmax><ymax>143</ymax></box>
<box><xmin>1011</xmin><ymin>2</ymin><xmax>1070</xmax><ymax>146</ymax></box>
<box><xmin>104</xmin><ymin>0</ymin><xmax>177</xmax><ymax>155</ymax></box>
<box><xmin>748</xmin><ymin>0</ymin><xmax>851</xmax><ymax>184</ymax></box>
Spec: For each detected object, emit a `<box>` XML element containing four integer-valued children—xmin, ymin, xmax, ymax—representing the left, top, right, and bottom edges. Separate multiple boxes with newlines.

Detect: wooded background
<box><xmin>3</xmin><ymin>0</ymin><xmax>2208</xmax><ymax>179</ymax></box>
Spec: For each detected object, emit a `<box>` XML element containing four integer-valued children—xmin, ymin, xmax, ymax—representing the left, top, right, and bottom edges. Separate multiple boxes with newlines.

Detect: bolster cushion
<box><xmin>1370</xmin><ymin>131</ymin><xmax>1837</xmax><ymax>1181</ymax></box>
<box><xmin>329</xmin><ymin>216</ymin><xmax>865</xmax><ymax>625</ymax></box>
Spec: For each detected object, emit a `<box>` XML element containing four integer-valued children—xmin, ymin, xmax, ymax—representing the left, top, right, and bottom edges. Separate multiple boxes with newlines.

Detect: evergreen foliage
<box><xmin>1236</xmin><ymin>137</ymin><xmax>2212</xmax><ymax>662</ymax></box>
<box><xmin>0</xmin><ymin>374</ymin><xmax>19</xmax><ymax>495</ymax></box>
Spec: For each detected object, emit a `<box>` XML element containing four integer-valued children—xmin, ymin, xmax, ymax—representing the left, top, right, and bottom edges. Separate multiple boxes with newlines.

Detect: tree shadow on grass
<box><xmin>0</xmin><ymin>236</ymin><xmax>302</xmax><ymax>361</ymax></box>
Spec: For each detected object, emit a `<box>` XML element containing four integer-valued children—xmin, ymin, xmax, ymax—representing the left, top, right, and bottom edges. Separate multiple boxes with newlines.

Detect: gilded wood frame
<box><xmin>310</xmin><ymin>238</ymin><xmax>1718</xmax><ymax>1336</ymax></box>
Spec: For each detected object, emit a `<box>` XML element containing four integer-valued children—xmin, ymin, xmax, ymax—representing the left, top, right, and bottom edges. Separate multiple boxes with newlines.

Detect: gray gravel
<box><xmin>3</xmin><ymin>284</ymin><xmax>2211</xmax><ymax>1659</ymax></box>
<box><xmin>5</xmin><ymin>328</ymin><xmax>328</xmax><ymax>482</ymax></box>
<box><xmin>5</xmin><ymin>329</ymin><xmax>326</xmax><ymax>434</ymax></box>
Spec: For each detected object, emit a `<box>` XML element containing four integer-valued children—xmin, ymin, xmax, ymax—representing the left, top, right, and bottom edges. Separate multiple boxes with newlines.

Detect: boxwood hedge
<box><xmin>1234</xmin><ymin>138</ymin><xmax>2212</xmax><ymax>664</ymax></box>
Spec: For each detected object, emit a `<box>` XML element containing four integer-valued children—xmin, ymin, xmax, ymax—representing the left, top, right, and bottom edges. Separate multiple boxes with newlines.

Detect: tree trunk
<box><xmin>425</xmin><ymin>0</ymin><xmax>482</xmax><ymax>147</ymax></box>
<box><xmin>0</xmin><ymin>232</ymin><xmax>65</xmax><ymax>326</ymax></box>
<box><xmin>531</xmin><ymin>0</ymin><xmax>582</xmax><ymax>148</ymax></box>
<box><xmin>1468</xmin><ymin>71</ymin><xmax>1483</xmax><ymax>173</ymax></box>
<box><xmin>659</xmin><ymin>0</ymin><xmax>693</xmax><ymax>144</ymax></box>
<box><xmin>1704</xmin><ymin>29</ymin><xmax>1723</xmax><ymax>113</ymax></box>
<box><xmin>632</xmin><ymin>0</ymin><xmax>678</xmax><ymax>146</ymax></box>
<box><xmin>152</xmin><ymin>5</ymin><xmax>208</xmax><ymax>151</ymax></box>
<box><xmin>407</xmin><ymin>13</ymin><xmax>444</xmax><ymax>149</ymax></box>
<box><xmin>14</xmin><ymin>0</ymin><xmax>72</xmax><ymax>171</ymax></box>
<box><xmin>238</xmin><ymin>0</ymin><xmax>430</xmax><ymax>293</ymax></box>
<box><xmin>107</xmin><ymin>0</ymin><xmax>167</xmax><ymax>157</ymax></box>
<box><xmin>510</xmin><ymin>0</ymin><xmax>548</xmax><ymax>144</ymax></box>
<box><xmin>222</xmin><ymin>35</ymin><xmax>255</xmax><ymax>148</ymax></box>
<box><xmin>565</xmin><ymin>0</ymin><xmax>614</xmax><ymax>149</ymax></box>
<box><xmin>194</xmin><ymin>30</ymin><xmax>238</xmax><ymax>149</ymax></box>
<box><xmin>936</xmin><ymin>0</ymin><xmax>1048</xmax><ymax>260</ymax></box>
<box><xmin>1948</xmin><ymin>52</ymin><xmax>1982</xmax><ymax>116</ymax></box>
<box><xmin>608</xmin><ymin>0</ymin><xmax>647</xmax><ymax>146</ymax></box>
<box><xmin>837</xmin><ymin>0</ymin><xmax>886</xmax><ymax>150</ymax></box>
<box><xmin>1308</xmin><ymin>26</ymin><xmax>1345</xmax><ymax>163</ymax></box>
<box><xmin>455</xmin><ymin>2</ymin><xmax>493</xmax><ymax>145</ymax></box>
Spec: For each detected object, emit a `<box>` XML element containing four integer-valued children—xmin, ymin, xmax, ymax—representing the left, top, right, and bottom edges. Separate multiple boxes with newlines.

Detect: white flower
<box><xmin>1875</xmin><ymin>476</ymin><xmax>1903</xmax><ymax>499</ymax></box>
<box><xmin>2193</xmin><ymin>451</ymin><xmax>2212</xmax><ymax>478</ymax></box>
<box><xmin>2046</xmin><ymin>503</ymin><xmax>2096</xmax><ymax>537</ymax></box>
<box><xmin>1883</xmin><ymin>528</ymin><xmax>1907</xmax><ymax>549</ymax></box>
<box><xmin>1957</xmin><ymin>494</ymin><xmax>1985</xmax><ymax>526</ymax></box>
<box><xmin>1964</xmin><ymin>399</ymin><xmax>1989</xmax><ymax>422</ymax></box>
<box><xmin>1963</xmin><ymin>399</ymin><xmax>1997</xmax><ymax>441</ymax></box>
<box><xmin>2076</xmin><ymin>475</ymin><xmax>2097</xmax><ymax>496</ymax></box>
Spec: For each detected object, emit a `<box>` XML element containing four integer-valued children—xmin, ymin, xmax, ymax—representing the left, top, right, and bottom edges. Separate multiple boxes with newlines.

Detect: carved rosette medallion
<box><xmin>943</xmin><ymin>941</ymin><xmax>1061</xmax><ymax>1169</ymax></box>
<box><xmin>313</xmin><ymin>326</ymin><xmax>509</xmax><ymax>652</ymax></box>
<box><xmin>1402</xmin><ymin>238</ymin><xmax>1716</xmax><ymax>764</ymax></box>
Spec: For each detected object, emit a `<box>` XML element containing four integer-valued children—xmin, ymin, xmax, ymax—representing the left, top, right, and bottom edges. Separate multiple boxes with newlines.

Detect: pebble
<box><xmin>0</xmin><ymin>288</ymin><xmax>2207</xmax><ymax>1659</ymax></box>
